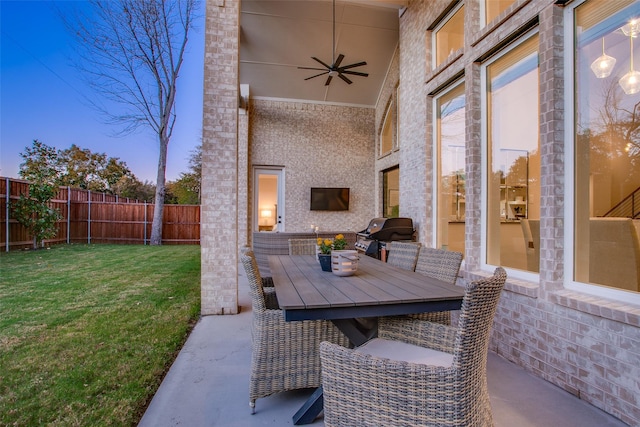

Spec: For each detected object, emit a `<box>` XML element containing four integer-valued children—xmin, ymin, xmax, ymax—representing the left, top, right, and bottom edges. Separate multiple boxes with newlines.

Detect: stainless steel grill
<box><xmin>355</xmin><ymin>217</ymin><xmax>415</xmax><ymax>259</ymax></box>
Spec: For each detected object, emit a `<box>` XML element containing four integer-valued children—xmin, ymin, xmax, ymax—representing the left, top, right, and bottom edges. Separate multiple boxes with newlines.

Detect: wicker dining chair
<box><xmin>320</xmin><ymin>267</ymin><xmax>507</xmax><ymax>427</ymax></box>
<box><xmin>288</xmin><ymin>238</ymin><xmax>318</xmax><ymax>256</ymax></box>
<box><xmin>240</xmin><ymin>252</ymin><xmax>349</xmax><ymax>414</ymax></box>
<box><xmin>240</xmin><ymin>246</ymin><xmax>274</xmax><ymax>287</ymax></box>
<box><xmin>412</xmin><ymin>246</ymin><xmax>463</xmax><ymax>324</ymax></box>
<box><xmin>385</xmin><ymin>241</ymin><xmax>421</xmax><ymax>271</ymax></box>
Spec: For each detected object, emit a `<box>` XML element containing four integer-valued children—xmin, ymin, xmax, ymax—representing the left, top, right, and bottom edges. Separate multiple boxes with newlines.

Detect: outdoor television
<box><xmin>310</xmin><ymin>187</ymin><xmax>350</xmax><ymax>211</ymax></box>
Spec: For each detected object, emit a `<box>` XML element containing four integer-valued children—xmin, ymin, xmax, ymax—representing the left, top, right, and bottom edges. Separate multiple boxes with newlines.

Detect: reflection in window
<box><xmin>486</xmin><ymin>34</ymin><xmax>540</xmax><ymax>273</ymax></box>
<box><xmin>574</xmin><ymin>0</ymin><xmax>640</xmax><ymax>293</ymax></box>
<box><xmin>485</xmin><ymin>0</ymin><xmax>516</xmax><ymax>26</ymax></box>
<box><xmin>380</xmin><ymin>100</ymin><xmax>395</xmax><ymax>155</ymax></box>
<box><xmin>383</xmin><ymin>167</ymin><xmax>400</xmax><ymax>218</ymax></box>
<box><xmin>436</xmin><ymin>83</ymin><xmax>465</xmax><ymax>254</ymax></box>
<box><xmin>434</xmin><ymin>4</ymin><xmax>464</xmax><ymax>68</ymax></box>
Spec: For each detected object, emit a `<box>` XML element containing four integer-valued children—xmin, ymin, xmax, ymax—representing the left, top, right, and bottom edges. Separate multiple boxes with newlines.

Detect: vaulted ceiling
<box><xmin>239</xmin><ymin>0</ymin><xmax>406</xmax><ymax>107</ymax></box>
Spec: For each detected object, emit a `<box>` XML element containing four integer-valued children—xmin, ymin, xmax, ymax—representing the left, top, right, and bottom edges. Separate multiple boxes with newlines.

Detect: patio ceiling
<box><xmin>240</xmin><ymin>0</ymin><xmax>406</xmax><ymax>107</ymax></box>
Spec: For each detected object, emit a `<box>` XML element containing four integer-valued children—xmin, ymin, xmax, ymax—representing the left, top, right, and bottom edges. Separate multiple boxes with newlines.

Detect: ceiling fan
<box><xmin>298</xmin><ymin>0</ymin><xmax>369</xmax><ymax>86</ymax></box>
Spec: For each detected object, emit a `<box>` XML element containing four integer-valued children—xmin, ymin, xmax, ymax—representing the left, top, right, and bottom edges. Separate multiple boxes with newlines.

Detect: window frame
<box><xmin>563</xmin><ymin>0</ymin><xmax>640</xmax><ymax>305</ymax></box>
<box><xmin>432</xmin><ymin>2</ymin><xmax>465</xmax><ymax>70</ymax></box>
<box><xmin>481</xmin><ymin>0</ymin><xmax>517</xmax><ymax>28</ymax></box>
<box><xmin>379</xmin><ymin>97</ymin><xmax>396</xmax><ymax>157</ymax></box>
<box><xmin>480</xmin><ymin>28</ymin><xmax>540</xmax><ymax>282</ymax></box>
<box><xmin>432</xmin><ymin>80</ymin><xmax>466</xmax><ymax>251</ymax></box>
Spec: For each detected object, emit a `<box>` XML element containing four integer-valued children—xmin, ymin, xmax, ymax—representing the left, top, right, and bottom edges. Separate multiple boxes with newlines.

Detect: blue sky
<box><xmin>0</xmin><ymin>1</ymin><xmax>205</xmax><ymax>183</ymax></box>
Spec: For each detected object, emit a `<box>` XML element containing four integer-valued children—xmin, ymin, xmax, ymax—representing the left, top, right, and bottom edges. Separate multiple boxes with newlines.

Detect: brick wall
<box><xmin>248</xmin><ymin>99</ymin><xmax>376</xmax><ymax>234</ymax></box>
<box><xmin>396</xmin><ymin>0</ymin><xmax>640</xmax><ymax>424</ymax></box>
<box><xmin>201</xmin><ymin>0</ymin><xmax>240</xmax><ymax>315</ymax></box>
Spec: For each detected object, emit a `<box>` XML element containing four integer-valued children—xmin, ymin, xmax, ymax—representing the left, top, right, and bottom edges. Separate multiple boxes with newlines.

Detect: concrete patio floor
<box><xmin>138</xmin><ymin>265</ymin><xmax>628</xmax><ymax>427</ymax></box>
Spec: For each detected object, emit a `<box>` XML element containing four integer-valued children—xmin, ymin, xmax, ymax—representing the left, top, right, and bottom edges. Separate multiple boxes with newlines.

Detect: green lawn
<box><xmin>0</xmin><ymin>244</ymin><xmax>201</xmax><ymax>426</ymax></box>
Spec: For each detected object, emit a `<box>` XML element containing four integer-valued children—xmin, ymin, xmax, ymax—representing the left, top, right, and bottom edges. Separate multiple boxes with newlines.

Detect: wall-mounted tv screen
<box><xmin>310</xmin><ymin>187</ymin><xmax>350</xmax><ymax>211</ymax></box>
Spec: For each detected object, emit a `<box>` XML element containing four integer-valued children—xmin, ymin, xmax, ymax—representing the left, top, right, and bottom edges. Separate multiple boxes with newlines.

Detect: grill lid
<box><xmin>358</xmin><ymin>217</ymin><xmax>414</xmax><ymax>241</ymax></box>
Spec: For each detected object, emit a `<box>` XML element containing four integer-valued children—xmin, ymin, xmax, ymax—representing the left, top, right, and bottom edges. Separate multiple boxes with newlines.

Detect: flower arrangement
<box><xmin>317</xmin><ymin>234</ymin><xmax>348</xmax><ymax>254</ymax></box>
<box><xmin>317</xmin><ymin>238</ymin><xmax>333</xmax><ymax>255</ymax></box>
<box><xmin>333</xmin><ymin>234</ymin><xmax>348</xmax><ymax>250</ymax></box>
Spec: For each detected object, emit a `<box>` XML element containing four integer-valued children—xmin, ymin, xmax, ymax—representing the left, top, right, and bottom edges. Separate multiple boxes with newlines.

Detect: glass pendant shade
<box><xmin>619</xmin><ymin>70</ymin><xmax>640</xmax><ymax>94</ymax></box>
<box><xmin>621</xmin><ymin>19</ymin><xmax>639</xmax><ymax>37</ymax></box>
<box><xmin>619</xmin><ymin>35</ymin><xmax>640</xmax><ymax>95</ymax></box>
<box><xmin>591</xmin><ymin>38</ymin><xmax>616</xmax><ymax>78</ymax></box>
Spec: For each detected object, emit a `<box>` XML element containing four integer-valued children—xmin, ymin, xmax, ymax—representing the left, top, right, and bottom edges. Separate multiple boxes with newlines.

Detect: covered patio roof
<box><xmin>239</xmin><ymin>0</ymin><xmax>405</xmax><ymax>106</ymax></box>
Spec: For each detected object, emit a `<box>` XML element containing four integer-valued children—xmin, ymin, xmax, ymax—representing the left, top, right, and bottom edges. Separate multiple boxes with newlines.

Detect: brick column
<box><xmin>201</xmin><ymin>0</ymin><xmax>240</xmax><ymax>315</ymax></box>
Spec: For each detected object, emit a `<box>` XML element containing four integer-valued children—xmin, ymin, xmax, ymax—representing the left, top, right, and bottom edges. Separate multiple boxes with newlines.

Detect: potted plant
<box><xmin>330</xmin><ymin>234</ymin><xmax>359</xmax><ymax>276</ymax></box>
<box><xmin>317</xmin><ymin>237</ymin><xmax>334</xmax><ymax>271</ymax></box>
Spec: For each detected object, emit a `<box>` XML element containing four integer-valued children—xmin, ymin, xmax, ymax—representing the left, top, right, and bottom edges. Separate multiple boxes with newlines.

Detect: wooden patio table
<box><xmin>268</xmin><ymin>254</ymin><xmax>465</xmax><ymax>425</ymax></box>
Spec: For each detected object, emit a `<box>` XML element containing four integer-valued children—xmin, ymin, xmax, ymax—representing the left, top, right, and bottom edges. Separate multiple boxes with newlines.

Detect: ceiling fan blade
<box><xmin>305</xmin><ymin>71</ymin><xmax>329</xmax><ymax>80</ymax></box>
<box><xmin>325</xmin><ymin>75</ymin><xmax>333</xmax><ymax>86</ymax></box>
<box><xmin>333</xmin><ymin>54</ymin><xmax>345</xmax><ymax>68</ymax></box>
<box><xmin>312</xmin><ymin>56</ymin><xmax>332</xmax><ymax>70</ymax></box>
<box><xmin>342</xmin><ymin>70</ymin><xmax>369</xmax><ymax>77</ymax></box>
<box><xmin>298</xmin><ymin>66</ymin><xmax>329</xmax><ymax>71</ymax></box>
<box><xmin>338</xmin><ymin>73</ymin><xmax>353</xmax><ymax>84</ymax></box>
<box><xmin>340</xmin><ymin>61</ymin><xmax>367</xmax><ymax>70</ymax></box>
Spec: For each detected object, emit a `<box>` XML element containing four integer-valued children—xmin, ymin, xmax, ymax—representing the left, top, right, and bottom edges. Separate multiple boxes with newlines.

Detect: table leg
<box><xmin>331</xmin><ymin>318</ymin><xmax>378</xmax><ymax>347</ymax></box>
<box><xmin>291</xmin><ymin>318</ymin><xmax>378</xmax><ymax>424</ymax></box>
<box><xmin>293</xmin><ymin>386</ymin><xmax>323</xmax><ymax>425</ymax></box>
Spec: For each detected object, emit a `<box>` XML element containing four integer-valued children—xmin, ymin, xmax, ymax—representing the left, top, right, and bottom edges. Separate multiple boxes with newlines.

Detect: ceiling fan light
<box><xmin>619</xmin><ymin>69</ymin><xmax>640</xmax><ymax>95</ymax></box>
<box><xmin>590</xmin><ymin>53</ymin><xmax>616</xmax><ymax>78</ymax></box>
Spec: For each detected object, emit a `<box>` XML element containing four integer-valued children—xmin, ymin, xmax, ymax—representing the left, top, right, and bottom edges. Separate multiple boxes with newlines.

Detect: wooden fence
<box><xmin>1</xmin><ymin>177</ymin><xmax>200</xmax><ymax>251</ymax></box>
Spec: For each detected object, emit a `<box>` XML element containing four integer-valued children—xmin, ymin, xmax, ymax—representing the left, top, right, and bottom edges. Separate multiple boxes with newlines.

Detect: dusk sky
<box><xmin>0</xmin><ymin>1</ymin><xmax>205</xmax><ymax>183</ymax></box>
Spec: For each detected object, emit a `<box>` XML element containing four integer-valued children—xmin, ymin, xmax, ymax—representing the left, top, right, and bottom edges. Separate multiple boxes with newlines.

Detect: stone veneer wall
<box><xmin>394</xmin><ymin>0</ymin><xmax>640</xmax><ymax>424</ymax></box>
<box><xmin>248</xmin><ymin>99</ymin><xmax>376</xmax><ymax>235</ymax></box>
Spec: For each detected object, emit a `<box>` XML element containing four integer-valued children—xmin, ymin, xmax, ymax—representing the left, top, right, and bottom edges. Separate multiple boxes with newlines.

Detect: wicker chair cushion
<box><xmin>355</xmin><ymin>337</ymin><xmax>453</xmax><ymax>366</ymax></box>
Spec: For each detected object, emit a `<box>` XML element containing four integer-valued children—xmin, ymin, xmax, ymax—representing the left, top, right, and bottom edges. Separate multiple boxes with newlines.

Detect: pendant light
<box><xmin>618</xmin><ymin>34</ymin><xmax>640</xmax><ymax>95</ymax></box>
<box><xmin>621</xmin><ymin>18</ymin><xmax>639</xmax><ymax>38</ymax></box>
<box><xmin>590</xmin><ymin>37</ymin><xmax>616</xmax><ymax>78</ymax></box>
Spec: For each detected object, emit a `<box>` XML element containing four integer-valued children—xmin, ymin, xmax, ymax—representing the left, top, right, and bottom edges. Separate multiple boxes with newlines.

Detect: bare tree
<box><xmin>63</xmin><ymin>0</ymin><xmax>197</xmax><ymax>245</ymax></box>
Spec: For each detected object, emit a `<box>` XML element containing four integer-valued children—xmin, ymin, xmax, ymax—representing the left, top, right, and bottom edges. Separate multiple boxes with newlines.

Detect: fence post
<box><xmin>67</xmin><ymin>186</ymin><xmax>71</xmax><ymax>244</ymax></box>
<box><xmin>144</xmin><ymin>202</ymin><xmax>148</xmax><ymax>245</ymax></box>
<box><xmin>5</xmin><ymin>177</ymin><xmax>9</xmax><ymax>253</ymax></box>
<box><xmin>88</xmin><ymin>190</ymin><xmax>91</xmax><ymax>244</ymax></box>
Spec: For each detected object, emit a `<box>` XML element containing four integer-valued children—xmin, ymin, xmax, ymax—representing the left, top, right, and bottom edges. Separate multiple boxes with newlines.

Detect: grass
<box><xmin>0</xmin><ymin>244</ymin><xmax>201</xmax><ymax>426</ymax></box>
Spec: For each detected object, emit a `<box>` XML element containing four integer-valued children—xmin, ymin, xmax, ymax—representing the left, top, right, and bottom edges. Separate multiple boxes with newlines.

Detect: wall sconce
<box><xmin>619</xmin><ymin>34</ymin><xmax>640</xmax><ymax>95</ymax></box>
<box><xmin>590</xmin><ymin>37</ymin><xmax>616</xmax><ymax>78</ymax></box>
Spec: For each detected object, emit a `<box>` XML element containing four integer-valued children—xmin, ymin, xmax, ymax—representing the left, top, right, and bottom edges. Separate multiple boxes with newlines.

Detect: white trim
<box><xmin>432</xmin><ymin>79</ymin><xmax>465</xmax><ymax>249</ymax></box>
<box><xmin>374</xmin><ymin>43</ymin><xmax>400</xmax><ymax>109</ymax></box>
<box><xmin>480</xmin><ymin>62</ymin><xmax>489</xmax><ymax>272</ymax></box>
<box><xmin>562</xmin><ymin>0</ymin><xmax>640</xmax><ymax>306</ymax></box>
<box><xmin>253</xmin><ymin>167</ymin><xmax>285</xmax><ymax>233</ymax></box>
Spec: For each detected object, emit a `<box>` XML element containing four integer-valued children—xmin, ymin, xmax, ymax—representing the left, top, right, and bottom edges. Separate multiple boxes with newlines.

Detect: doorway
<box><xmin>254</xmin><ymin>167</ymin><xmax>284</xmax><ymax>232</ymax></box>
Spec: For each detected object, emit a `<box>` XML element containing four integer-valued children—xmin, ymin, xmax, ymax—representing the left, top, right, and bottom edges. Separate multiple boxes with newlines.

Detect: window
<box><xmin>434</xmin><ymin>4</ymin><xmax>465</xmax><ymax>68</ymax></box>
<box><xmin>484</xmin><ymin>34</ymin><xmax>540</xmax><ymax>274</ymax></box>
<box><xmin>572</xmin><ymin>0</ymin><xmax>640</xmax><ymax>295</ymax></box>
<box><xmin>435</xmin><ymin>82</ymin><xmax>466</xmax><ymax>254</ymax></box>
<box><xmin>383</xmin><ymin>167</ymin><xmax>400</xmax><ymax>218</ymax></box>
<box><xmin>380</xmin><ymin>100</ymin><xmax>394</xmax><ymax>155</ymax></box>
<box><xmin>484</xmin><ymin>0</ymin><xmax>516</xmax><ymax>26</ymax></box>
